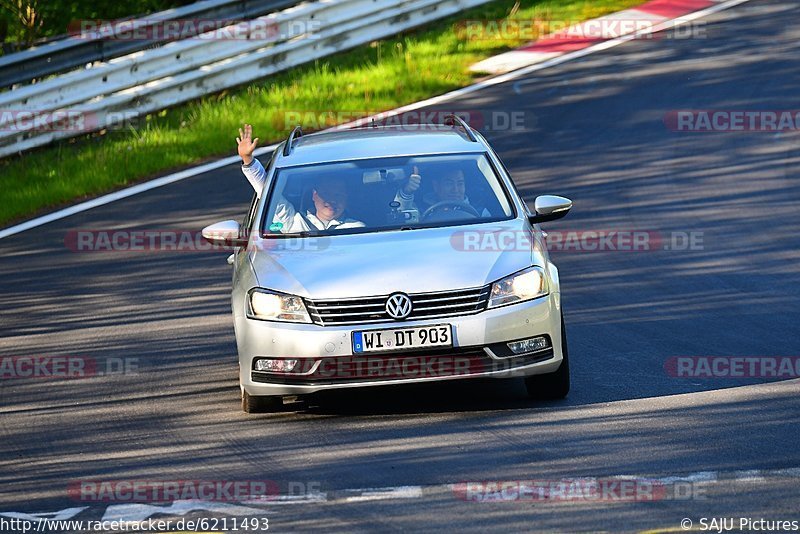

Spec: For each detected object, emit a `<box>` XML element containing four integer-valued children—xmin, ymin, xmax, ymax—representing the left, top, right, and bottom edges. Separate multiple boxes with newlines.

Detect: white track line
<box><xmin>343</xmin><ymin>486</ymin><xmax>424</xmax><ymax>502</ymax></box>
<box><xmin>232</xmin><ymin>468</ymin><xmax>800</xmax><ymax>506</ymax></box>
<box><xmin>0</xmin><ymin>0</ymin><xmax>753</xmax><ymax>241</ymax></box>
<box><xmin>1</xmin><ymin>467</ymin><xmax>797</xmax><ymax>519</ymax></box>
<box><xmin>283</xmin><ymin>467</ymin><xmax>800</xmax><ymax>505</ymax></box>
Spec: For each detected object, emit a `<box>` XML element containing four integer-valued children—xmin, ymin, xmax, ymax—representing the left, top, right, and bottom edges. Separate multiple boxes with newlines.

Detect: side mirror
<box><xmin>202</xmin><ymin>220</ymin><xmax>248</xmax><ymax>247</ymax></box>
<box><xmin>528</xmin><ymin>195</ymin><xmax>572</xmax><ymax>224</ymax></box>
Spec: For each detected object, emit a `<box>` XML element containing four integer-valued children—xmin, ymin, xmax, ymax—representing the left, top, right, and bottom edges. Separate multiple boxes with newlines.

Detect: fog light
<box><xmin>507</xmin><ymin>336</ymin><xmax>549</xmax><ymax>355</ymax></box>
<box><xmin>254</xmin><ymin>358</ymin><xmax>299</xmax><ymax>372</ymax></box>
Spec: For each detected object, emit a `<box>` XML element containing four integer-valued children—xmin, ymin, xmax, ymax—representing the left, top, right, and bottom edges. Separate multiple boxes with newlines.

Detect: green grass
<box><xmin>0</xmin><ymin>0</ymin><xmax>643</xmax><ymax>226</ymax></box>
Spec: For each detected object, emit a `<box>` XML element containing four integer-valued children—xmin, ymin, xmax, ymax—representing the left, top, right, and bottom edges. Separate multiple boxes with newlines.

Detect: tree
<box><xmin>0</xmin><ymin>0</ymin><xmax>45</xmax><ymax>46</ymax></box>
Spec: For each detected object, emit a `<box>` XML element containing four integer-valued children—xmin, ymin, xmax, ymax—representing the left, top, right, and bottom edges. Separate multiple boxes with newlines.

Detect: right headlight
<box><xmin>246</xmin><ymin>288</ymin><xmax>312</xmax><ymax>323</ymax></box>
<box><xmin>488</xmin><ymin>266</ymin><xmax>549</xmax><ymax>308</ymax></box>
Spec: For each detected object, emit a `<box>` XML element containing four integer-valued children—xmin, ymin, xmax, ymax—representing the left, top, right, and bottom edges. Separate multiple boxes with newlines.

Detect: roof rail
<box><xmin>443</xmin><ymin>114</ymin><xmax>477</xmax><ymax>142</ymax></box>
<box><xmin>283</xmin><ymin>126</ymin><xmax>303</xmax><ymax>156</ymax></box>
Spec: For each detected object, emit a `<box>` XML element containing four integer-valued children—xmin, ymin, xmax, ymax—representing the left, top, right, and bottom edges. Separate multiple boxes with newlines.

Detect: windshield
<box><xmin>261</xmin><ymin>153</ymin><xmax>515</xmax><ymax>237</ymax></box>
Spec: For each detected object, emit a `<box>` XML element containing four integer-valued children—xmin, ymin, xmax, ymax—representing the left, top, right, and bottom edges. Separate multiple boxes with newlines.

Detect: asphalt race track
<box><xmin>1</xmin><ymin>0</ymin><xmax>799</xmax><ymax>531</ymax></box>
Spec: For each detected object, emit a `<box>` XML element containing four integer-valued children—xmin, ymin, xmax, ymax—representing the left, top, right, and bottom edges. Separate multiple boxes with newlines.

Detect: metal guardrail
<box><xmin>0</xmin><ymin>0</ymin><xmax>299</xmax><ymax>87</ymax></box>
<box><xmin>0</xmin><ymin>0</ymin><xmax>491</xmax><ymax>159</ymax></box>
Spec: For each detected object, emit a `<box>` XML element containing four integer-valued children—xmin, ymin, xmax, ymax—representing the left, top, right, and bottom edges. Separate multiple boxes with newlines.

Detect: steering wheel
<box><xmin>421</xmin><ymin>200</ymin><xmax>480</xmax><ymax>221</ymax></box>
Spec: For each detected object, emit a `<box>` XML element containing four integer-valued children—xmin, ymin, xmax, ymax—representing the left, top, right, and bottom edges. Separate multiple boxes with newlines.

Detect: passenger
<box><xmin>237</xmin><ymin>124</ymin><xmax>364</xmax><ymax>232</ymax></box>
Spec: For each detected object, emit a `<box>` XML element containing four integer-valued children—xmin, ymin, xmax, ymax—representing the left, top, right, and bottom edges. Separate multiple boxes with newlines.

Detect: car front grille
<box><xmin>305</xmin><ymin>285</ymin><xmax>491</xmax><ymax>326</ymax></box>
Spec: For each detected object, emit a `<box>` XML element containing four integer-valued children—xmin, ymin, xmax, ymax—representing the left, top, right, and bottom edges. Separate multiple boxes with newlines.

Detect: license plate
<box><xmin>353</xmin><ymin>324</ymin><xmax>452</xmax><ymax>353</ymax></box>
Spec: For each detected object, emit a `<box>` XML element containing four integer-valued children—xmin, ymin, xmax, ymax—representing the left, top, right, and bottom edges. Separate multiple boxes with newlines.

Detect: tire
<box><xmin>241</xmin><ymin>389</ymin><xmax>282</xmax><ymax>413</ymax></box>
<box><xmin>524</xmin><ymin>313</ymin><xmax>570</xmax><ymax>400</ymax></box>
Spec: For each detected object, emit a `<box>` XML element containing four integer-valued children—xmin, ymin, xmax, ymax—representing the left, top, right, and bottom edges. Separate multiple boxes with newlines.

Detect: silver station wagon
<box><xmin>203</xmin><ymin>116</ymin><xmax>573</xmax><ymax>412</ymax></box>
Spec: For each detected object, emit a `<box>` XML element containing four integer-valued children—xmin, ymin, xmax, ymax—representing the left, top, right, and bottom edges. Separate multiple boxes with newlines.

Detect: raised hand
<box><xmin>404</xmin><ymin>165</ymin><xmax>421</xmax><ymax>194</ymax></box>
<box><xmin>236</xmin><ymin>123</ymin><xmax>260</xmax><ymax>165</ymax></box>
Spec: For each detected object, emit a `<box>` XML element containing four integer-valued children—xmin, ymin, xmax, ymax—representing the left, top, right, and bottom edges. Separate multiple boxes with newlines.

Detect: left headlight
<box><xmin>246</xmin><ymin>288</ymin><xmax>312</xmax><ymax>323</ymax></box>
<box><xmin>488</xmin><ymin>266</ymin><xmax>549</xmax><ymax>308</ymax></box>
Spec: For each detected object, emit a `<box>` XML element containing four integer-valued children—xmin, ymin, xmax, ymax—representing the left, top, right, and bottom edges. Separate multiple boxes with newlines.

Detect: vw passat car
<box><xmin>203</xmin><ymin>117</ymin><xmax>572</xmax><ymax>413</ymax></box>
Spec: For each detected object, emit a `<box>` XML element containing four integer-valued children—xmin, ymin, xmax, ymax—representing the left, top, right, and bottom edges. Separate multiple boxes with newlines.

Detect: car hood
<box><xmin>248</xmin><ymin>221</ymin><xmax>538</xmax><ymax>299</ymax></box>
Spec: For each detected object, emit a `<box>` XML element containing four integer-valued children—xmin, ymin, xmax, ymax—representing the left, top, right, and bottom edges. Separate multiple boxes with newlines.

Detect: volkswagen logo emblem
<box><xmin>385</xmin><ymin>293</ymin><xmax>413</xmax><ymax>320</ymax></box>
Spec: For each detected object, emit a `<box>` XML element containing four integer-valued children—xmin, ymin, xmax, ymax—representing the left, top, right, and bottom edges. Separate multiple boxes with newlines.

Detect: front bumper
<box><xmin>236</xmin><ymin>293</ymin><xmax>562</xmax><ymax>396</ymax></box>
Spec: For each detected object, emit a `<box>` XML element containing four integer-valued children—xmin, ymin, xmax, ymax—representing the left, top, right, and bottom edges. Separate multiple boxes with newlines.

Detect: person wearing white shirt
<box><xmin>236</xmin><ymin>124</ymin><xmax>365</xmax><ymax>233</ymax></box>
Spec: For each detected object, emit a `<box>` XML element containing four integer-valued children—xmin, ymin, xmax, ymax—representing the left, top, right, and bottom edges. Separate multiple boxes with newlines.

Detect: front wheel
<box><xmin>524</xmin><ymin>314</ymin><xmax>570</xmax><ymax>400</ymax></box>
<box><xmin>241</xmin><ymin>389</ymin><xmax>282</xmax><ymax>413</ymax></box>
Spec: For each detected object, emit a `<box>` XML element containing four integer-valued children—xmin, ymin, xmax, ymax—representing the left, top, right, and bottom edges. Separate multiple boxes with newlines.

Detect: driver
<box><xmin>237</xmin><ymin>124</ymin><xmax>365</xmax><ymax>233</ymax></box>
<box><xmin>394</xmin><ymin>166</ymin><xmax>490</xmax><ymax>217</ymax></box>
